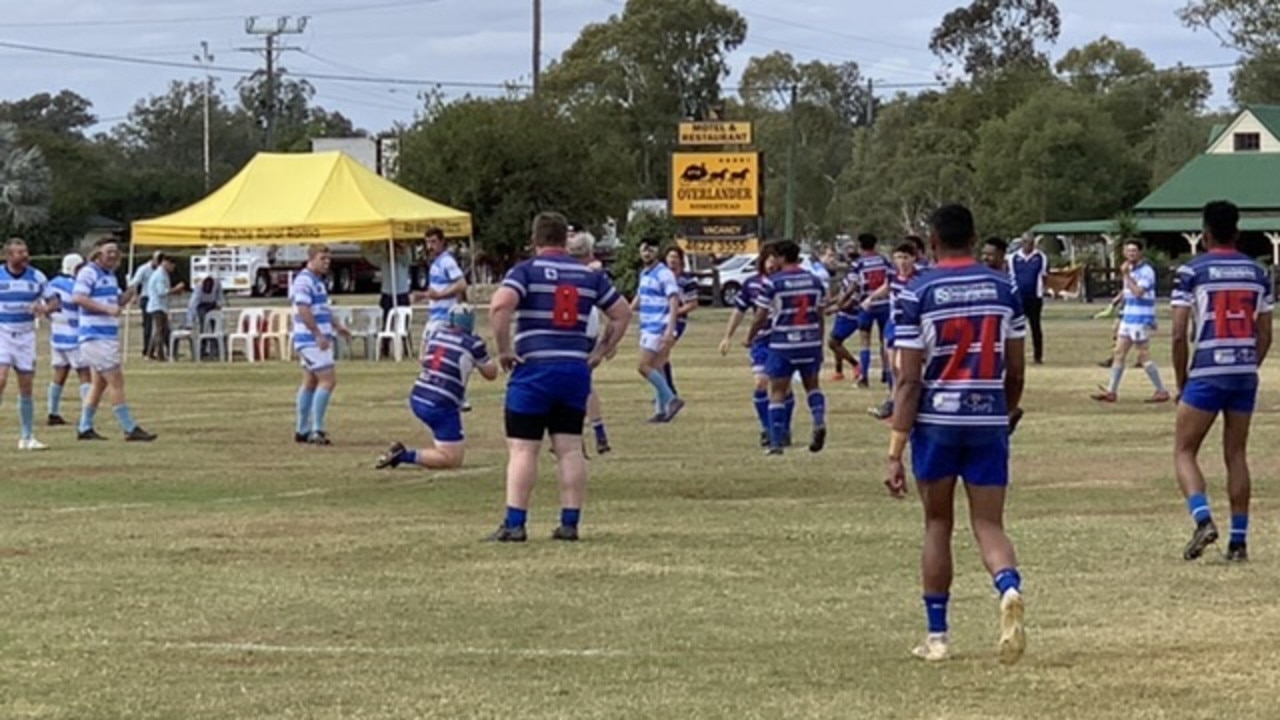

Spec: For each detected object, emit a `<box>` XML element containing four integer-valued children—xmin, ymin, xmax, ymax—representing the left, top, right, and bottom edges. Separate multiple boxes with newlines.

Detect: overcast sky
<box><xmin>0</xmin><ymin>0</ymin><xmax>1242</xmax><ymax>134</ymax></box>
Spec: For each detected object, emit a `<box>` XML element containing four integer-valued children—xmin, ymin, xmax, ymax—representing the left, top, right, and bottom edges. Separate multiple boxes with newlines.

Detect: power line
<box><xmin>0</xmin><ymin>0</ymin><xmax>440</xmax><ymax>29</ymax></box>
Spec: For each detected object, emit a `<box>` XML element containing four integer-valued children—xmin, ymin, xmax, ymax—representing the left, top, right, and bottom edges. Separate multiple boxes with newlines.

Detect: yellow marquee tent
<box><xmin>131</xmin><ymin>151</ymin><xmax>472</xmax><ymax>245</ymax></box>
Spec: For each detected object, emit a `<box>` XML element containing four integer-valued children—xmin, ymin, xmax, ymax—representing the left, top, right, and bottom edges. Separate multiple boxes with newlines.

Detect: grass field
<box><xmin>3</xmin><ymin>302</ymin><xmax>1279</xmax><ymax>719</ymax></box>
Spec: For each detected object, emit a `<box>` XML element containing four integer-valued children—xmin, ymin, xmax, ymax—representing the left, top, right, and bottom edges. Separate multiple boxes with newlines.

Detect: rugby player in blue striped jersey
<box><xmin>487</xmin><ymin>212</ymin><xmax>631</xmax><ymax>542</ymax></box>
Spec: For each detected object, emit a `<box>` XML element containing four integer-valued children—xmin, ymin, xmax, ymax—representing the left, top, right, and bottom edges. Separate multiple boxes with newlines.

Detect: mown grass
<box><xmin>0</xmin><ymin>303</ymin><xmax>1277</xmax><ymax>719</ymax></box>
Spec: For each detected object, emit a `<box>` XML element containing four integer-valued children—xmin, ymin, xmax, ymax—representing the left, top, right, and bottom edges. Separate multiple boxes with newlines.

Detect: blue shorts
<box><xmin>765</xmin><ymin>350</ymin><xmax>822</xmax><ymax>380</ymax></box>
<box><xmin>411</xmin><ymin>397</ymin><xmax>464</xmax><ymax>443</ymax></box>
<box><xmin>911</xmin><ymin>426</ymin><xmax>1009</xmax><ymax>487</ymax></box>
<box><xmin>831</xmin><ymin>314</ymin><xmax>859</xmax><ymax>343</ymax></box>
<box><xmin>505</xmin><ymin>361</ymin><xmax>592</xmax><ymax>414</ymax></box>
<box><xmin>749</xmin><ymin>340</ymin><xmax>769</xmax><ymax>375</ymax></box>
<box><xmin>1181</xmin><ymin>377</ymin><xmax>1258</xmax><ymax>415</ymax></box>
<box><xmin>859</xmin><ymin>306</ymin><xmax>890</xmax><ymax>334</ymax></box>
<box><xmin>885</xmin><ymin>321</ymin><xmax>896</xmax><ymax>349</ymax></box>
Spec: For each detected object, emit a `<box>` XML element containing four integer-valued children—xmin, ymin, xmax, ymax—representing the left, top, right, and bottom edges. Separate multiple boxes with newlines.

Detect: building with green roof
<box><xmin>1033</xmin><ymin>104</ymin><xmax>1280</xmax><ymax>263</ymax></box>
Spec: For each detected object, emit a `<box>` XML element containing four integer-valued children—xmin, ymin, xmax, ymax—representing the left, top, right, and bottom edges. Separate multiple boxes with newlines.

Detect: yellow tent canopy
<box><xmin>131</xmin><ymin>151</ymin><xmax>472</xmax><ymax>246</ymax></box>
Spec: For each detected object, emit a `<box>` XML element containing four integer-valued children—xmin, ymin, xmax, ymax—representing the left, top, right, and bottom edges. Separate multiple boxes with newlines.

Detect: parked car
<box><xmin>698</xmin><ymin>253</ymin><xmax>822</xmax><ymax>306</ymax></box>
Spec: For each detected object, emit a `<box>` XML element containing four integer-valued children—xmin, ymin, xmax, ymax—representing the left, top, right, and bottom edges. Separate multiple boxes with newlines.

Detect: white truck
<box><xmin>189</xmin><ymin>136</ymin><xmax>402</xmax><ymax>296</ymax></box>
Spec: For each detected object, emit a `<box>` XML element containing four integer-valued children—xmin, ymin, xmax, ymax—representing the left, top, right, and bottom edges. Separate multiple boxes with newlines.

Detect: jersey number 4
<box><xmin>553</xmin><ymin>285</ymin><xmax>580</xmax><ymax>328</ymax></box>
<box><xmin>940</xmin><ymin>316</ymin><xmax>1000</xmax><ymax>380</ymax></box>
<box><xmin>1214</xmin><ymin>290</ymin><xmax>1255</xmax><ymax>339</ymax></box>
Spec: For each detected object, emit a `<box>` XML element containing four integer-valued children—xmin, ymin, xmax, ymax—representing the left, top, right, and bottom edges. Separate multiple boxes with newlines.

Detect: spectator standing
<box><xmin>1008</xmin><ymin>234</ymin><xmax>1048</xmax><ymax>364</ymax></box>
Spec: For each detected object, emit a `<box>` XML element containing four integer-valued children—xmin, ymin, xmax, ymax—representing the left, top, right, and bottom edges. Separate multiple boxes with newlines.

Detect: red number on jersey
<box><xmin>939</xmin><ymin>316</ymin><xmax>1000</xmax><ymax>381</ymax></box>
<box><xmin>553</xmin><ymin>285</ymin><xmax>580</xmax><ymax>328</ymax></box>
<box><xmin>428</xmin><ymin>345</ymin><xmax>447</xmax><ymax>372</ymax></box>
<box><xmin>1213</xmin><ymin>290</ymin><xmax>1255</xmax><ymax>339</ymax></box>
<box><xmin>794</xmin><ymin>294</ymin><xmax>812</xmax><ymax>326</ymax></box>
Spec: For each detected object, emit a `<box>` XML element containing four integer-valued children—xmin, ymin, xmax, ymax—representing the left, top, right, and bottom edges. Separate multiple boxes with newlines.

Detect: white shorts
<box><xmin>0</xmin><ymin>331</ymin><xmax>36</xmax><ymax>373</ymax></box>
<box><xmin>1118</xmin><ymin>322</ymin><xmax>1151</xmax><ymax>345</ymax></box>
<box><xmin>51</xmin><ymin>346</ymin><xmax>85</xmax><ymax>370</ymax></box>
<box><xmin>297</xmin><ymin>345</ymin><xmax>336</xmax><ymax>372</ymax></box>
<box><xmin>639</xmin><ymin>331</ymin><xmax>664</xmax><ymax>354</ymax></box>
<box><xmin>81</xmin><ymin>339</ymin><xmax>122</xmax><ymax>373</ymax></box>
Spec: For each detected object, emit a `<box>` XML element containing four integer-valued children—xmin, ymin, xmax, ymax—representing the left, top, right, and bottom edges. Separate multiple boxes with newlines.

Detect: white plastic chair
<box><xmin>331</xmin><ymin>307</ymin><xmax>354</xmax><ymax>359</ymax></box>
<box><xmin>348</xmin><ymin>308</ymin><xmax>381</xmax><ymax>360</ymax></box>
<box><xmin>374</xmin><ymin>306</ymin><xmax>414</xmax><ymax>361</ymax></box>
<box><xmin>196</xmin><ymin>310</ymin><xmax>227</xmax><ymax>362</ymax></box>
<box><xmin>169</xmin><ymin>311</ymin><xmax>195</xmax><ymax>362</ymax></box>
<box><xmin>260</xmin><ymin>308</ymin><xmax>293</xmax><ymax>361</ymax></box>
<box><xmin>228</xmin><ymin>308</ymin><xmax>266</xmax><ymax>362</ymax></box>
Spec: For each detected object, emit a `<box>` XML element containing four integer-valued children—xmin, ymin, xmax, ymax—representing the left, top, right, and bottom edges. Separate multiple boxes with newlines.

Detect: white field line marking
<box><xmin>49</xmin><ymin>466</ymin><xmax>493</xmax><ymax>514</ymax></box>
<box><xmin>150</xmin><ymin>641</ymin><xmax>626</xmax><ymax>658</ymax></box>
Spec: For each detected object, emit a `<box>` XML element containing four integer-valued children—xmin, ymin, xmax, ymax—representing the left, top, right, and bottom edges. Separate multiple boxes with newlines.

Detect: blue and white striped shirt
<box><xmin>637</xmin><ymin>263</ymin><xmax>680</xmax><ymax>335</ymax></box>
<box><xmin>0</xmin><ymin>264</ymin><xmax>52</xmax><ymax>334</ymax></box>
<box><xmin>852</xmin><ymin>253</ymin><xmax>893</xmax><ymax>308</ymax></box>
<box><xmin>290</xmin><ymin>269</ymin><xmax>334</xmax><ymax>349</ymax></box>
<box><xmin>48</xmin><ymin>275</ymin><xmax>80</xmax><ymax>351</ymax></box>
<box><xmin>756</xmin><ymin>266</ymin><xmax>825</xmax><ymax>357</ymax></box>
<box><xmin>429</xmin><ymin>251</ymin><xmax>464</xmax><ymax>323</ymax></box>
<box><xmin>412</xmin><ymin>328</ymin><xmax>491</xmax><ymax>409</ymax></box>
<box><xmin>501</xmin><ymin>251</ymin><xmax>621</xmax><ymax>365</ymax></box>
<box><xmin>895</xmin><ymin>259</ymin><xmax>1026</xmax><ymax>434</ymax></box>
<box><xmin>1008</xmin><ymin>250</ymin><xmax>1048</xmax><ymax>299</ymax></box>
<box><xmin>1171</xmin><ymin>250</ymin><xmax>1274</xmax><ymax>383</ymax></box>
<box><xmin>72</xmin><ymin>263</ymin><xmax>121</xmax><ymax>343</ymax></box>
<box><xmin>1122</xmin><ymin>262</ymin><xmax>1158</xmax><ymax>327</ymax></box>
<box><xmin>736</xmin><ymin>273</ymin><xmax>770</xmax><ymax>349</ymax></box>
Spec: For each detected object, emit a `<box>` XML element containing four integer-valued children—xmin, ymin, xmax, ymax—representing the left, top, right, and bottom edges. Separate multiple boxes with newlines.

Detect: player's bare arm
<box><xmin>1171</xmin><ymin>305</ymin><xmax>1192</xmax><ymax>394</ymax></box>
<box><xmin>489</xmin><ymin>286</ymin><xmax>520</xmax><ymax>371</ymax></box>
<box><xmin>886</xmin><ymin>346</ymin><xmax>923</xmax><ymax>498</ymax></box>
<box><xmin>745</xmin><ymin>306</ymin><xmax>770</xmax><ymax>348</ymax></box>
<box><xmin>719</xmin><ymin>309</ymin><xmax>745</xmax><ymax>355</ymax></box>
<box><xmin>593</xmin><ymin>297</ymin><xmax>632</xmax><ymax>368</ymax></box>
<box><xmin>1257</xmin><ymin>310</ymin><xmax>1273</xmax><ymax>366</ymax></box>
<box><xmin>1005</xmin><ymin>337</ymin><xmax>1026</xmax><ymax>416</ymax></box>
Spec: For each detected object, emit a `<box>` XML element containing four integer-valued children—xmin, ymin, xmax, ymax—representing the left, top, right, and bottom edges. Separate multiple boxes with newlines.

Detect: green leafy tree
<box><xmin>1179</xmin><ymin>0</ymin><xmax>1280</xmax><ymax>54</ymax></box>
<box><xmin>0</xmin><ymin>123</ymin><xmax>52</xmax><ymax>230</ymax></box>
<box><xmin>236</xmin><ymin>70</ymin><xmax>363</xmax><ymax>151</ymax></box>
<box><xmin>930</xmin><ymin>0</ymin><xmax>1062</xmax><ymax>78</ymax></box>
<box><xmin>541</xmin><ymin>0</ymin><xmax>747</xmax><ymax>196</ymax></box>
<box><xmin>1231</xmin><ymin>48</ymin><xmax>1280</xmax><ymax>104</ymax></box>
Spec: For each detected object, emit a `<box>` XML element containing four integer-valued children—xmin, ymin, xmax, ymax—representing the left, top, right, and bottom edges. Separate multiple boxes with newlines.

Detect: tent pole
<box><xmin>124</xmin><ymin>241</ymin><xmax>136</xmax><ymax>363</ymax></box>
<box><xmin>389</xmin><ymin>238</ymin><xmax>397</xmax><ymax>309</ymax></box>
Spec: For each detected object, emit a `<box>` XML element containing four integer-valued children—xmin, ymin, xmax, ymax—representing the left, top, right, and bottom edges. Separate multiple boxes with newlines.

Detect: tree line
<box><xmin>0</xmin><ymin>0</ymin><xmax>1275</xmax><ymax>264</ymax></box>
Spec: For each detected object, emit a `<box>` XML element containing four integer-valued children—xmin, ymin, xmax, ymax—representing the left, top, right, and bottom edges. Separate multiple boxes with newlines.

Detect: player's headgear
<box><xmin>61</xmin><ymin>253</ymin><xmax>85</xmax><ymax>276</ymax></box>
<box><xmin>448</xmin><ymin>303</ymin><xmax>476</xmax><ymax>334</ymax></box>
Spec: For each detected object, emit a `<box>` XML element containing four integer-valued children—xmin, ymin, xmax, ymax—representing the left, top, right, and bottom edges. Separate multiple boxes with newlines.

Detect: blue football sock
<box><xmin>1230</xmin><ymin>514</ymin><xmax>1248</xmax><ymax>544</ymax></box>
<box><xmin>768</xmin><ymin>403</ymin><xmax>786</xmax><ymax>448</ymax></box>
<box><xmin>18</xmin><ymin>395</ymin><xmax>34</xmax><ymax>440</ymax></box>
<box><xmin>401</xmin><ymin>449</ymin><xmax>419</xmax><ymax>466</ymax></box>
<box><xmin>923</xmin><ymin>593</ymin><xmax>949</xmax><ymax>634</ymax></box>
<box><xmin>79</xmin><ymin>383</ymin><xmax>91</xmax><ymax>403</ymax></box>
<box><xmin>505</xmin><ymin>506</ymin><xmax>528</xmax><ymax>529</ymax></box>
<box><xmin>112</xmin><ymin>404</ymin><xmax>137</xmax><ymax>433</ymax></box>
<box><xmin>808</xmin><ymin>390</ymin><xmax>826</xmax><ymax>427</ymax></box>
<box><xmin>79</xmin><ymin>405</ymin><xmax>96</xmax><ymax>433</ymax></box>
<box><xmin>1187</xmin><ymin>493</ymin><xmax>1212</xmax><ymax>524</ymax></box>
<box><xmin>663</xmin><ymin>362</ymin><xmax>677</xmax><ymax>397</ymax></box>
<box><xmin>312</xmin><ymin>388</ymin><xmax>332</xmax><ymax>433</ymax></box>
<box><xmin>48</xmin><ymin>383</ymin><xmax>63</xmax><ymax>417</ymax></box>
<box><xmin>752</xmin><ymin>390</ymin><xmax>770</xmax><ymax>432</ymax></box>
<box><xmin>593</xmin><ymin>420</ymin><xmax>608</xmax><ymax>444</ymax></box>
<box><xmin>993</xmin><ymin>568</ymin><xmax>1022</xmax><ymax>596</ymax></box>
<box><xmin>860</xmin><ymin>349</ymin><xmax>872</xmax><ymax>379</ymax></box>
<box><xmin>646</xmin><ymin>369</ymin><xmax>675</xmax><ymax>409</ymax></box>
<box><xmin>561</xmin><ymin>508</ymin><xmax>581</xmax><ymax>528</ymax></box>
<box><xmin>784</xmin><ymin>393</ymin><xmax>796</xmax><ymax>434</ymax></box>
<box><xmin>296</xmin><ymin>388</ymin><xmax>315</xmax><ymax>435</ymax></box>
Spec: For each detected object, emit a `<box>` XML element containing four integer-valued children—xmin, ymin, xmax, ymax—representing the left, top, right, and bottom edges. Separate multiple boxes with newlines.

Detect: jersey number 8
<box><xmin>553</xmin><ymin>285</ymin><xmax>580</xmax><ymax>328</ymax></box>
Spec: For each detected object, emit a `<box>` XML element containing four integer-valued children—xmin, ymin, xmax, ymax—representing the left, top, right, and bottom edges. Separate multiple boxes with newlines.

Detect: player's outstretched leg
<box><xmin>965</xmin><ymin>482</ymin><xmax>1025</xmax><ymax>665</ymax></box>
<box><xmin>1174</xmin><ymin>401</ymin><xmax>1219</xmax><ymax>560</ymax></box>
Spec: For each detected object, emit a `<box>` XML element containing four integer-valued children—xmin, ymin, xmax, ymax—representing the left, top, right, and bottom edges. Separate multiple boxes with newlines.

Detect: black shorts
<box><xmin>505</xmin><ymin>405</ymin><xmax>585</xmax><ymax>441</ymax></box>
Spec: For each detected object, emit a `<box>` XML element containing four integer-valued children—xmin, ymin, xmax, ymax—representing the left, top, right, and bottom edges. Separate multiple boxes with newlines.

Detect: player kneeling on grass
<box><xmin>885</xmin><ymin>203</ymin><xmax>1026</xmax><ymax>665</ymax></box>
<box><xmin>377</xmin><ymin>304</ymin><xmax>497</xmax><ymax>471</ymax></box>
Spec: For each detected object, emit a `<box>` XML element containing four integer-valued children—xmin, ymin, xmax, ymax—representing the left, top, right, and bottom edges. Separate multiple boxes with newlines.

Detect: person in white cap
<box><xmin>46</xmin><ymin>252</ymin><xmax>92</xmax><ymax>427</ymax></box>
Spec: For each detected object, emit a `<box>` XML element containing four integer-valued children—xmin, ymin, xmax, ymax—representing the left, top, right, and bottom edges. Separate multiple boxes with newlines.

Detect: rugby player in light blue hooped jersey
<box><xmin>487</xmin><ymin>212</ymin><xmax>631</xmax><ymax>543</ymax></box>
<box><xmin>291</xmin><ymin>244</ymin><xmax>353</xmax><ymax>446</ymax></box>
<box><xmin>632</xmin><ymin>238</ymin><xmax>684</xmax><ymax>422</ymax></box>
<box><xmin>0</xmin><ymin>237</ymin><xmax>58</xmax><ymax>450</ymax></box>
<box><xmin>46</xmin><ymin>252</ymin><xmax>92</xmax><ymax>427</ymax></box>
<box><xmin>1091</xmin><ymin>239</ymin><xmax>1171</xmax><ymax>403</ymax></box>
<box><xmin>72</xmin><ymin>238</ymin><xmax>156</xmax><ymax>442</ymax></box>
<box><xmin>886</xmin><ymin>203</ymin><xmax>1026</xmax><ymax>666</ymax></box>
<box><xmin>376</xmin><ymin>304</ymin><xmax>497</xmax><ymax>471</ymax></box>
